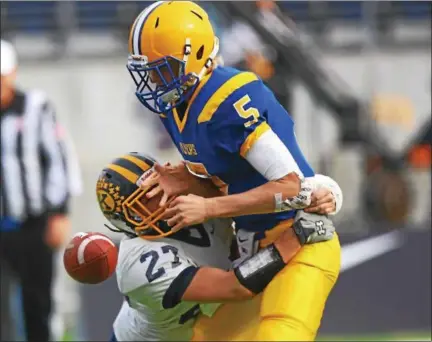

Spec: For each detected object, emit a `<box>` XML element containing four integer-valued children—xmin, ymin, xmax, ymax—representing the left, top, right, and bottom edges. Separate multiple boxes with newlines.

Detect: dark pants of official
<box><xmin>0</xmin><ymin>215</ymin><xmax>53</xmax><ymax>342</ymax></box>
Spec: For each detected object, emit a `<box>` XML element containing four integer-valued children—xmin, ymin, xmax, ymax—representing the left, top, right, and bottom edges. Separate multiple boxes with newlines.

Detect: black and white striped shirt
<box><xmin>1</xmin><ymin>89</ymin><xmax>81</xmax><ymax>221</ymax></box>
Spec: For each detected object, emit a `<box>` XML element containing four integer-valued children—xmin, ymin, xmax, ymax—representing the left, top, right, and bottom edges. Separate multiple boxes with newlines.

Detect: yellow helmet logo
<box><xmin>97</xmin><ymin>190</ymin><xmax>115</xmax><ymax>214</ymax></box>
<box><xmin>96</xmin><ymin>178</ymin><xmax>124</xmax><ymax>216</ymax></box>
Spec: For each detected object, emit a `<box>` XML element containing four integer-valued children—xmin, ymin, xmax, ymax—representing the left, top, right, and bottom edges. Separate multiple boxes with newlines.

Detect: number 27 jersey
<box><xmin>113</xmin><ymin>219</ymin><xmax>232</xmax><ymax>341</ymax></box>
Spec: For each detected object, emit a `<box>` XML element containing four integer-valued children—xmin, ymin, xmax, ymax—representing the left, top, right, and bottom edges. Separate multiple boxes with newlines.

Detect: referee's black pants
<box><xmin>0</xmin><ymin>215</ymin><xmax>53</xmax><ymax>342</ymax></box>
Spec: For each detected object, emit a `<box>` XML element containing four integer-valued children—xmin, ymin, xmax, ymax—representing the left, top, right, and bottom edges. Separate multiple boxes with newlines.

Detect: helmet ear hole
<box><xmin>196</xmin><ymin>45</ymin><xmax>204</xmax><ymax>60</ymax></box>
<box><xmin>155</xmin><ymin>17</ymin><xmax>159</xmax><ymax>28</ymax></box>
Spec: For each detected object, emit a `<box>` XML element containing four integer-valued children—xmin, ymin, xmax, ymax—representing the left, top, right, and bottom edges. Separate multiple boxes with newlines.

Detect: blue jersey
<box><xmin>161</xmin><ymin>66</ymin><xmax>314</xmax><ymax>235</ymax></box>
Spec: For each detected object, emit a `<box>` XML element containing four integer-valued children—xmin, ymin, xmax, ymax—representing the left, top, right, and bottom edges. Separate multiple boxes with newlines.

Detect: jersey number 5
<box><xmin>234</xmin><ymin>95</ymin><xmax>259</xmax><ymax>128</ymax></box>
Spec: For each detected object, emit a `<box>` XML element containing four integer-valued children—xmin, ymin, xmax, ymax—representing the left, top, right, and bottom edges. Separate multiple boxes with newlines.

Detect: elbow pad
<box><xmin>233</xmin><ymin>244</ymin><xmax>285</xmax><ymax>294</ymax></box>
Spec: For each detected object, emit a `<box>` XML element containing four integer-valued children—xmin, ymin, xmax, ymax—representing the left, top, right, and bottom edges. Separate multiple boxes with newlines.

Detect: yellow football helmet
<box><xmin>96</xmin><ymin>152</ymin><xmax>175</xmax><ymax>240</ymax></box>
<box><xmin>127</xmin><ymin>1</ymin><xmax>219</xmax><ymax>114</ymax></box>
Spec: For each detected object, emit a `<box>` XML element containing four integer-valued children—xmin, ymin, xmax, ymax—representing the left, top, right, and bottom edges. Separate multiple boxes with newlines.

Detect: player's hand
<box><xmin>45</xmin><ymin>214</ymin><xmax>71</xmax><ymax>249</ymax></box>
<box><xmin>303</xmin><ymin>188</ymin><xmax>336</xmax><ymax>215</ymax></box>
<box><xmin>163</xmin><ymin>194</ymin><xmax>210</xmax><ymax>232</ymax></box>
<box><xmin>140</xmin><ymin>162</ymin><xmax>191</xmax><ymax>207</ymax></box>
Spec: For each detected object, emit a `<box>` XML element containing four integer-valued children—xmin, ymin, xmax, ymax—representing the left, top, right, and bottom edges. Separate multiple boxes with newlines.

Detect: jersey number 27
<box><xmin>140</xmin><ymin>245</ymin><xmax>180</xmax><ymax>283</ymax></box>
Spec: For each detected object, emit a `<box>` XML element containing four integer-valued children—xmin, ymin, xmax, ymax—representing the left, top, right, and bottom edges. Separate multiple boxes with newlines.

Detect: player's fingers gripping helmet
<box><xmin>127</xmin><ymin>1</ymin><xmax>219</xmax><ymax>114</ymax></box>
<box><xmin>96</xmin><ymin>152</ymin><xmax>174</xmax><ymax>239</ymax></box>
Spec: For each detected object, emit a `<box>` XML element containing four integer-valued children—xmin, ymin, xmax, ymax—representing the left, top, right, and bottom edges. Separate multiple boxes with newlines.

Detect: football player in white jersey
<box><xmin>96</xmin><ymin>152</ymin><xmax>342</xmax><ymax>341</ymax></box>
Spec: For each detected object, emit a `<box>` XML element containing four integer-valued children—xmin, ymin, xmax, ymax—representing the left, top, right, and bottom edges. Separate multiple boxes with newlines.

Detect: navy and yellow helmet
<box><xmin>96</xmin><ymin>152</ymin><xmax>171</xmax><ymax>239</ymax></box>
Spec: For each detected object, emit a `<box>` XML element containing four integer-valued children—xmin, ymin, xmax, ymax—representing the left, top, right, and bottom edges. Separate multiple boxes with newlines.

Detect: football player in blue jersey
<box><xmin>127</xmin><ymin>1</ymin><xmax>341</xmax><ymax>340</ymax></box>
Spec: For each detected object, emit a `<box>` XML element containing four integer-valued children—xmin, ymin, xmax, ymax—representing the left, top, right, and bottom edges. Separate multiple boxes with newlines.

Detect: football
<box><xmin>63</xmin><ymin>232</ymin><xmax>118</xmax><ymax>284</ymax></box>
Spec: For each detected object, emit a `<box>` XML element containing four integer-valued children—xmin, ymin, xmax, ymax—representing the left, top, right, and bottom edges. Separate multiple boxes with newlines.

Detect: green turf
<box><xmin>61</xmin><ymin>330</ymin><xmax>74</xmax><ymax>342</ymax></box>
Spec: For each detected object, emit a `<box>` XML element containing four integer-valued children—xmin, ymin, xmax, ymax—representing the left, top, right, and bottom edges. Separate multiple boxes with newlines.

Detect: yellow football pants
<box><xmin>192</xmin><ymin>233</ymin><xmax>341</xmax><ymax>341</ymax></box>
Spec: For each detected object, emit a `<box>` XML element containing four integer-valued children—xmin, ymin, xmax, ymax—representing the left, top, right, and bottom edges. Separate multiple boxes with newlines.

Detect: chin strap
<box><xmin>198</xmin><ymin>36</ymin><xmax>220</xmax><ymax>80</ymax></box>
<box><xmin>104</xmin><ymin>223</ymin><xmax>138</xmax><ymax>239</ymax></box>
<box><xmin>161</xmin><ymin>36</ymin><xmax>220</xmax><ymax>107</ymax></box>
<box><xmin>104</xmin><ymin>223</ymin><xmax>123</xmax><ymax>234</ymax></box>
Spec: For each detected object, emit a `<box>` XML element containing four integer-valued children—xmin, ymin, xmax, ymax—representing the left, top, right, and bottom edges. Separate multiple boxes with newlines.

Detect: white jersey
<box><xmin>113</xmin><ymin>218</ymin><xmax>233</xmax><ymax>341</ymax></box>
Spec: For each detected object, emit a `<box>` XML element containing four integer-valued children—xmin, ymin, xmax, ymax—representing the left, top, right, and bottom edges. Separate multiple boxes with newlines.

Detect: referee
<box><xmin>0</xmin><ymin>39</ymin><xmax>82</xmax><ymax>341</ymax></box>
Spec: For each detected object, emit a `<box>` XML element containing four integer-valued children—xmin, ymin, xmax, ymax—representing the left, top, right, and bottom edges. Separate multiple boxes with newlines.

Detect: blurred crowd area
<box><xmin>1</xmin><ymin>1</ymin><xmax>431</xmax><ymax>63</ymax></box>
<box><xmin>1</xmin><ymin>1</ymin><xmax>431</xmax><ymax>341</ymax></box>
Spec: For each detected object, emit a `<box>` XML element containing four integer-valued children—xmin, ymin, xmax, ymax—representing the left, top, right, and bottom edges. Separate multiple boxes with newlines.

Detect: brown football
<box><xmin>63</xmin><ymin>232</ymin><xmax>118</xmax><ymax>284</ymax></box>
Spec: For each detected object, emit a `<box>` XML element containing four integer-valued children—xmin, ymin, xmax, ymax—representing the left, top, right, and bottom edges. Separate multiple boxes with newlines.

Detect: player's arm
<box><xmin>205</xmin><ymin>167</ymin><xmax>345</xmax><ymax>219</ymax></box>
<box><xmin>164</xmin><ymin>226</ymin><xmax>301</xmax><ymax>307</ymax></box>
<box><xmin>205</xmin><ymin>127</ymin><xmax>314</xmax><ymax>218</ymax></box>
<box><xmin>172</xmin><ymin>162</ymin><xmax>227</xmax><ymax>198</ymax></box>
<box><xmin>206</xmin><ymin>171</ymin><xmax>302</xmax><ymax>218</ymax></box>
<box><xmin>204</xmin><ymin>86</ymin><xmax>311</xmax><ymax>219</ymax></box>
<box><xmin>165</xmin><ymin>80</ymin><xmax>341</xmax><ymax>231</ymax></box>
<box><xmin>187</xmin><ymin>177</ymin><xmax>226</xmax><ymax>198</ymax></box>
<box><xmin>141</xmin><ymin>162</ymin><xmax>226</xmax><ymax>206</ymax></box>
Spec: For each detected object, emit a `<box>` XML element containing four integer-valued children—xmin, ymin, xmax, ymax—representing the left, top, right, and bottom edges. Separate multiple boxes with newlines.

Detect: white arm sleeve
<box><xmin>244</xmin><ymin>130</ymin><xmax>343</xmax><ymax>215</ymax></box>
<box><xmin>244</xmin><ymin>129</ymin><xmax>304</xmax><ymax>181</ymax></box>
<box><xmin>310</xmin><ymin>174</ymin><xmax>344</xmax><ymax>216</ymax></box>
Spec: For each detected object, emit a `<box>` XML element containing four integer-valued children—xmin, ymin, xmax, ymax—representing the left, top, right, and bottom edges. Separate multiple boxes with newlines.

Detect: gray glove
<box><xmin>292</xmin><ymin>211</ymin><xmax>335</xmax><ymax>245</ymax></box>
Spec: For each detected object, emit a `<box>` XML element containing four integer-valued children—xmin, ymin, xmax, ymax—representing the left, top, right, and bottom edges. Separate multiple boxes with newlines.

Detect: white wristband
<box><xmin>274</xmin><ymin>193</ymin><xmax>284</xmax><ymax>212</ymax></box>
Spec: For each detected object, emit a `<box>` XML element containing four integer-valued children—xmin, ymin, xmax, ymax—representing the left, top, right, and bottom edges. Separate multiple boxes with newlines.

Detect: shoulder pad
<box><xmin>197</xmin><ymin>71</ymin><xmax>259</xmax><ymax>124</ymax></box>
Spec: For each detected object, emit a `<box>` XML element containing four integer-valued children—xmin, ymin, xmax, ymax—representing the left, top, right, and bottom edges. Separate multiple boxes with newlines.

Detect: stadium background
<box><xmin>1</xmin><ymin>1</ymin><xmax>430</xmax><ymax>341</ymax></box>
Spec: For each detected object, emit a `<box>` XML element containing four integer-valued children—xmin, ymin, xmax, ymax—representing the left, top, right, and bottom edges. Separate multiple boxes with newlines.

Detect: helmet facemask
<box><xmin>121</xmin><ymin>183</ymin><xmax>176</xmax><ymax>240</ymax></box>
<box><xmin>127</xmin><ymin>37</ymin><xmax>219</xmax><ymax>114</ymax></box>
<box><xmin>98</xmin><ymin>157</ymin><xmax>176</xmax><ymax>240</ymax></box>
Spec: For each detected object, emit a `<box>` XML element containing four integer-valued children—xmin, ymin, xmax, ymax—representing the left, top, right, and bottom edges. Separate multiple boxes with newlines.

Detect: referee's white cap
<box><xmin>1</xmin><ymin>40</ymin><xmax>18</xmax><ymax>76</ymax></box>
